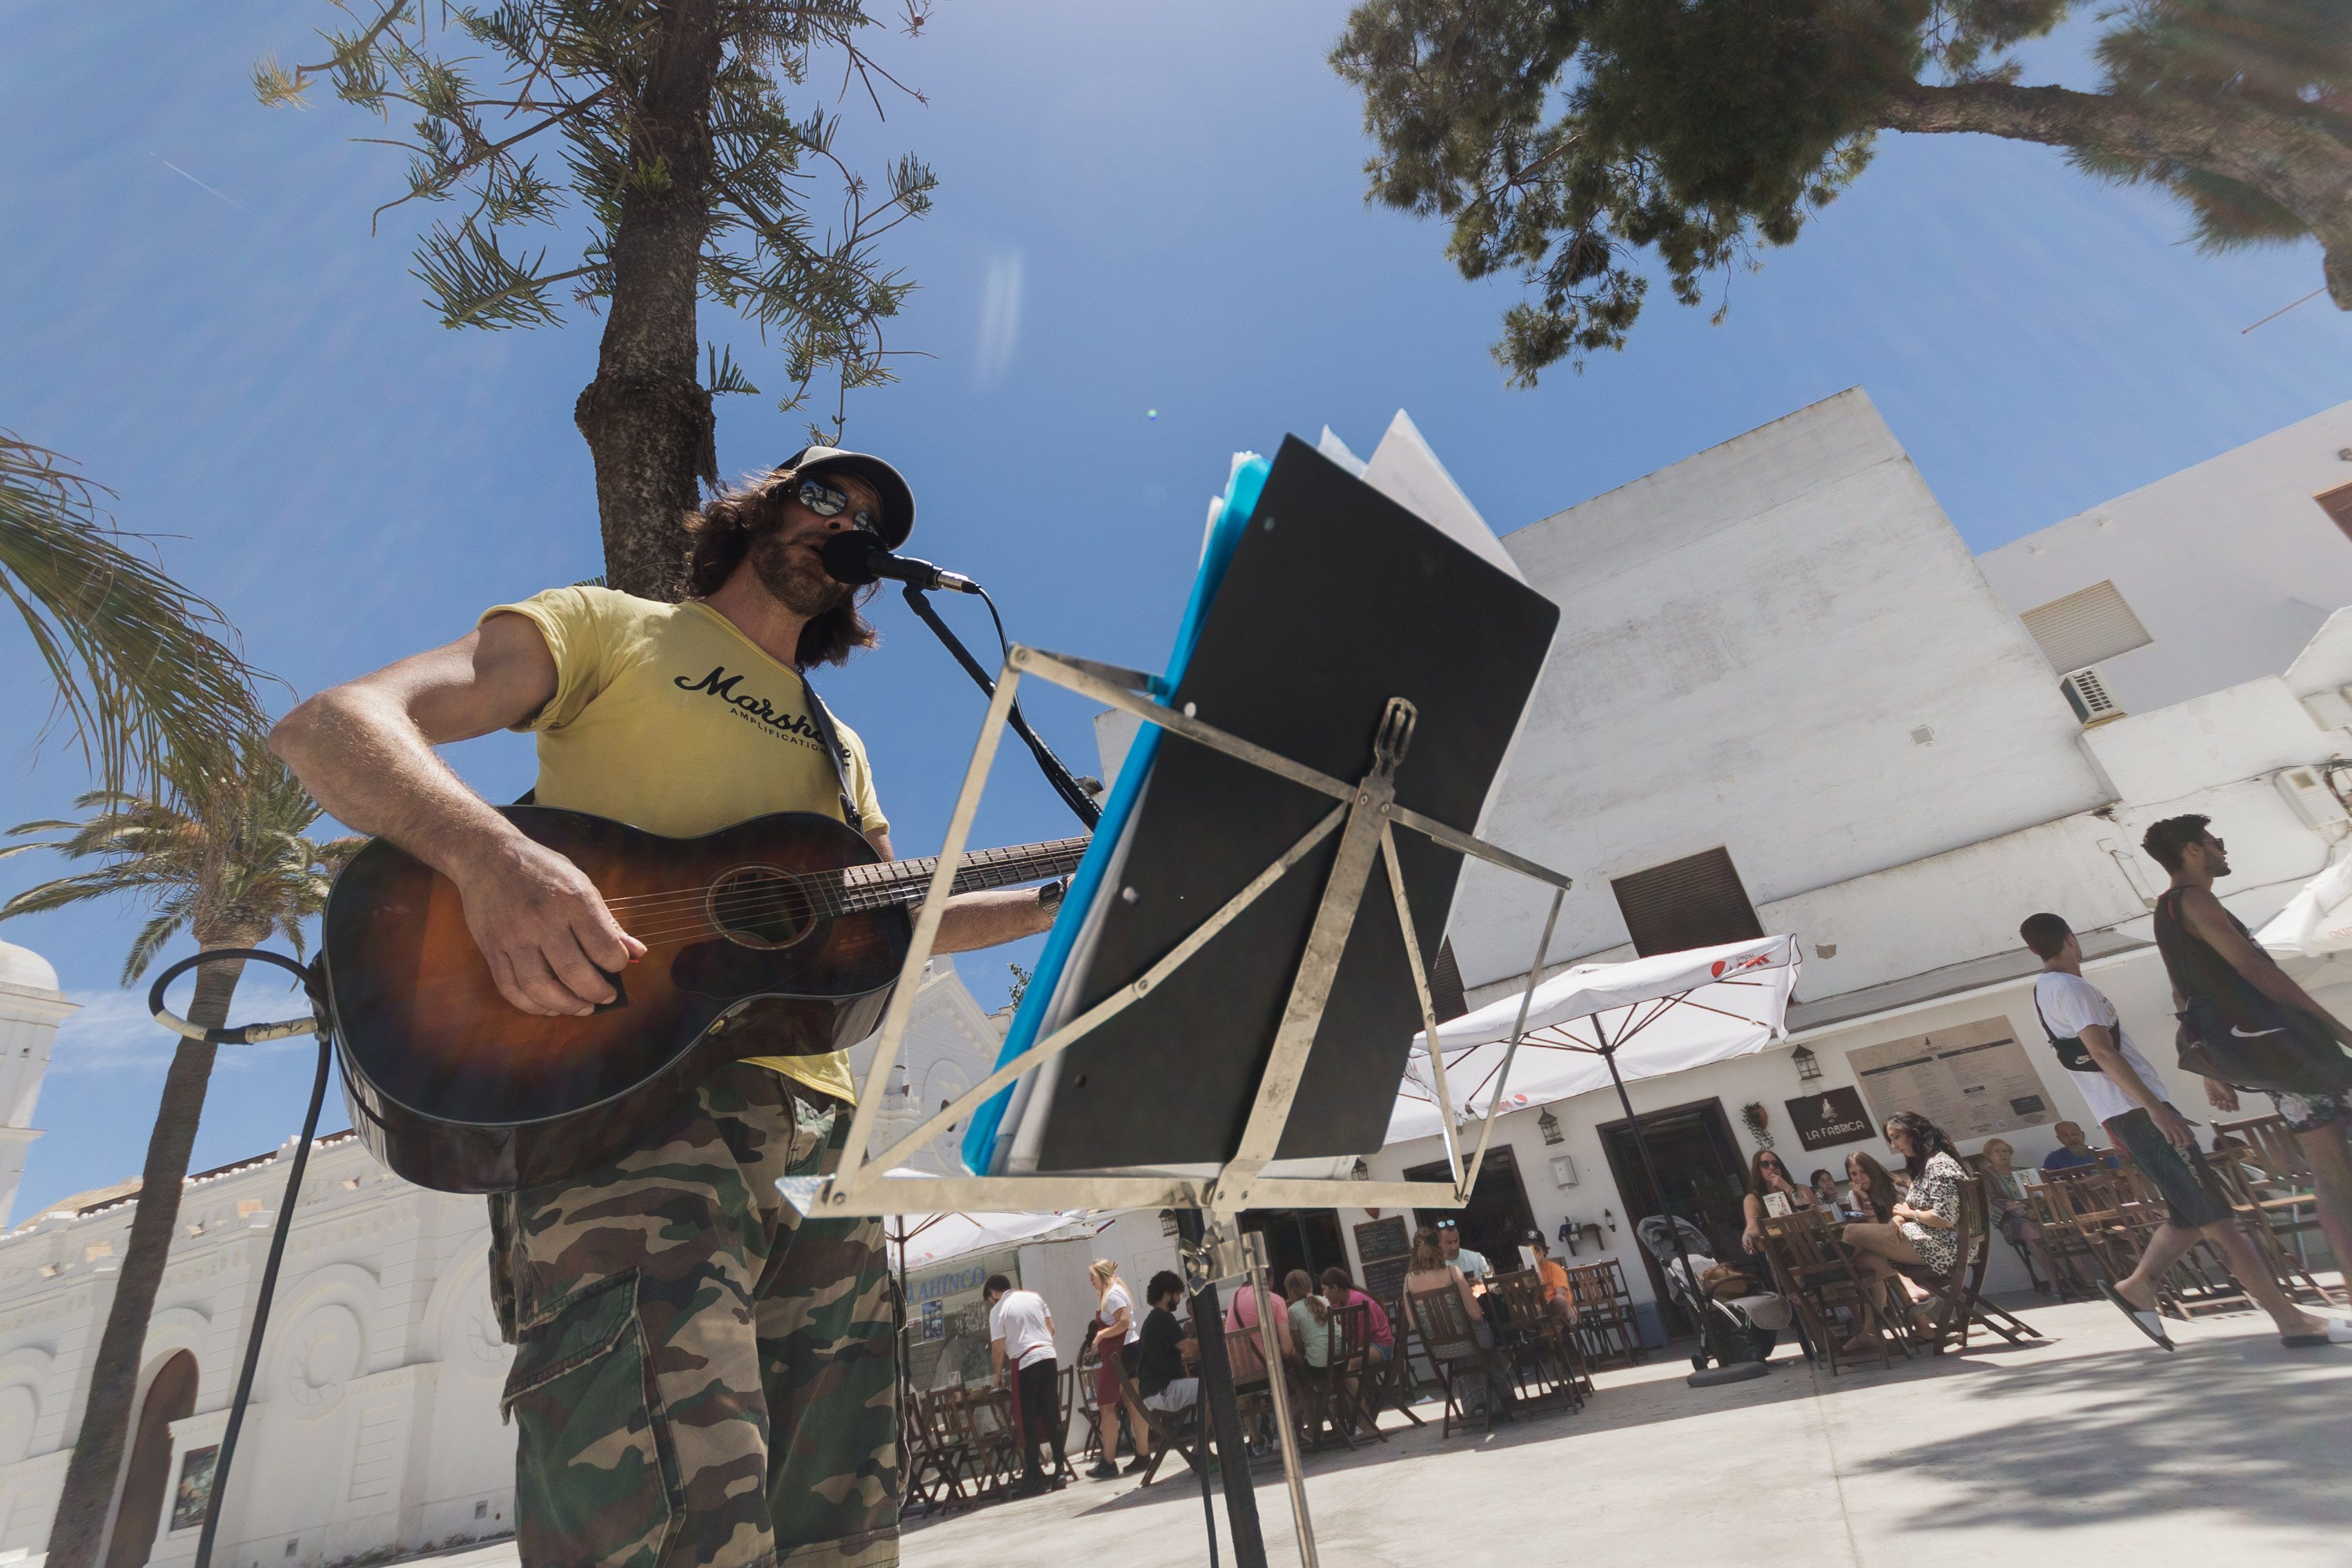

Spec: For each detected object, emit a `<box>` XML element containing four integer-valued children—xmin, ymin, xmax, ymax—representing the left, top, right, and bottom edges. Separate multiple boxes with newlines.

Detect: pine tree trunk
<box><xmin>575</xmin><ymin>0</ymin><xmax>725</xmax><ymax>601</ymax></box>
<box><xmin>43</xmin><ymin>949</ymin><xmax>248</xmax><ymax>1568</ymax></box>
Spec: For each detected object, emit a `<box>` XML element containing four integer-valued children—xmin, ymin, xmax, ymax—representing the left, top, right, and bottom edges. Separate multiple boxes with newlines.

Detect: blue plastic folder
<box><xmin>960</xmin><ymin>457</ymin><xmax>1271</xmax><ymax>1175</ymax></box>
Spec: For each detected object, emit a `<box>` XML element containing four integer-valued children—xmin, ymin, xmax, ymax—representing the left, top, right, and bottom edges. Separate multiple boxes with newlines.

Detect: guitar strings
<box><xmin>597</xmin><ymin>854</ymin><xmax>1079</xmax><ymax>923</ymax></box>
<box><xmin>594</xmin><ymin>841</ymin><xmax>1086</xmax><ymax>913</ymax></box>
<box><xmin>596</xmin><ymin>861</ymin><xmax>1083</xmax><ymax>948</ymax></box>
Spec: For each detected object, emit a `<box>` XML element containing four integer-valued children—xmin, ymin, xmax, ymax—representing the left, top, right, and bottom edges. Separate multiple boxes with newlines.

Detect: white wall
<box><xmin>1978</xmin><ymin>400</ymin><xmax>2352</xmax><ymax>715</ymax></box>
<box><xmin>1453</xmin><ymin>388</ymin><xmax>2111</xmax><ymax>991</ymax></box>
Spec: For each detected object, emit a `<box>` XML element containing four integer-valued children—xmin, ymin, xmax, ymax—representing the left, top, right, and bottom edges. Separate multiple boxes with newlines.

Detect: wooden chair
<box><xmin>1756</xmin><ymin>1209</ymin><xmax>1905</xmax><ymax>1374</ymax></box>
<box><xmin>1105</xmin><ymin>1343</ymin><xmax>1203</xmax><ymax>1487</ymax></box>
<box><xmin>1353</xmin><ymin>1294</ymin><xmax>1424</xmax><ymax>1431</ymax></box>
<box><xmin>1905</xmin><ymin>1175</ymin><xmax>2041</xmax><ymax>1353</ymax></box>
<box><xmin>1070</xmin><ymin>1344</ymin><xmax>1106</xmax><ymax>1461</ymax></box>
<box><xmin>1298</xmin><ymin>1302</ymin><xmax>1378</xmax><ymax>1450</ymax></box>
<box><xmin>1405</xmin><ymin>1286</ymin><xmax>1507</xmax><ymax>1438</ymax></box>
<box><xmin>2216</xmin><ymin>1113</ymin><xmax>2345</xmax><ymax>1307</ymax></box>
<box><xmin>1563</xmin><ymin>1262</ymin><xmax>1640</xmax><ymax>1369</ymax></box>
<box><xmin>1485</xmin><ymin>1269</ymin><xmax>1585</xmax><ymax>1413</ymax></box>
<box><xmin>2017</xmin><ymin>1175</ymin><xmax>2101</xmax><ymax>1300</ymax></box>
<box><xmin>901</xmin><ymin>1391</ymin><xmax>975</xmax><ymax>1514</ymax></box>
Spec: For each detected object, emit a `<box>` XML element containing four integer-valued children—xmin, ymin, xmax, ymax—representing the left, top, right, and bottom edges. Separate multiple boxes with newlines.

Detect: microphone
<box><xmin>820</xmin><ymin>531</ymin><xmax>981</xmax><ymax>595</ymax></box>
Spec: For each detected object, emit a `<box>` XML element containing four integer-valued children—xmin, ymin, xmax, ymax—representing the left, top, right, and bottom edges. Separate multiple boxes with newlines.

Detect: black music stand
<box><xmin>783</xmin><ymin>645</ymin><xmax>1575</xmax><ymax>1567</ymax></box>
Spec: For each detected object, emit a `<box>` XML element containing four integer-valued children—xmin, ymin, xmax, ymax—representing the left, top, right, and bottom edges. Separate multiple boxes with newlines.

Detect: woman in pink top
<box><xmin>1320</xmin><ymin>1266</ymin><xmax>1395</xmax><ymax>1364</ymax></box>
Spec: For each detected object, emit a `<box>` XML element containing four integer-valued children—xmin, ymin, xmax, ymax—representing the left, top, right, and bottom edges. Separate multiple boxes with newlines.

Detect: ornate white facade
<box><xmin>0</xmin><ymin>961</ymin><xmax>1001</xmax><ymax>1568</ymax></box>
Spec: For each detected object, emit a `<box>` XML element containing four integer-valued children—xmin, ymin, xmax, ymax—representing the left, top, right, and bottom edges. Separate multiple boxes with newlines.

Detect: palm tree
<box><xmin>1</xmin><ymin>739</ymin><xmax>358</xmax><ymax>1568</ymax></box>
<box><xmin>1</xmin><ymin>431</ymin><xmax>266</xmax><ymax>788</ymax></box>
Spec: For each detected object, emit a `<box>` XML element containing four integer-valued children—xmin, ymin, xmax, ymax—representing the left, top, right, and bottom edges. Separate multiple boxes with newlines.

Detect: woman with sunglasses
<box><xmin>1740</xmin><ymin>1146</ymin><xmax>1818</xmax><ymax>1254</ymax></box>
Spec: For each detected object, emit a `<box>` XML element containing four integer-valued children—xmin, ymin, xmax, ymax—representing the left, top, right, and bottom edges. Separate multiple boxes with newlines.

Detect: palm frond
<box><xmin>0</xmin><ymin>433</ymin><xmax>272</xmax><ymax>790</ymax></box>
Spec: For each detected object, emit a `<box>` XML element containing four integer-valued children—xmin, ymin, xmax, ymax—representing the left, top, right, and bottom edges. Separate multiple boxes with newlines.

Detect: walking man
<box><xmin>2021</xmin><ymin>910</ymin><xmax>2346</xmax><ymax>1348</ymax></box>
<box><xmin>985</xmin><ymin>1274</ymin><xmax>1068</xmax><ymax>1493</ymax></box>
<box><xmin>2142</xmin><ymin>814</ymin><xmax>2352</xmax><ymax>1282</ymax></box>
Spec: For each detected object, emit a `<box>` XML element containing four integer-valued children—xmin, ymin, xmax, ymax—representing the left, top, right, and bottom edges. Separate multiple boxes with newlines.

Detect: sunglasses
<box><xmin>794</xmin><ymin>477</ymin><xmax>881</xmax><ymax>534</ymax></box>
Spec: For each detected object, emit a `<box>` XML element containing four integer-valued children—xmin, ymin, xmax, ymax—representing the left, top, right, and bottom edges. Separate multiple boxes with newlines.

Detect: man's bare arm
<box><xmin>271</xmin><ymin>614</ymin><xmax>642</xmax><ymax>1017</ymax></box>
<box><xmin>2080</xmin><ymin>1022</ymin><xmax>2194</xmax><ymax>1148</ymax></box>
<box><xmin>863</xmin><ymin>828</ymin><xmax>1057</xmax><ymax>952</ymax></box>
<box><xmin>2180</xmin><ymin>886</ymin><xmax>2352</xmax><ymax>1045</ymax></box>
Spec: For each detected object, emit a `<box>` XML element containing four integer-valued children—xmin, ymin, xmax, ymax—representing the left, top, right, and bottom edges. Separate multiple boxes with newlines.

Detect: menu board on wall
<box><xmin>1354</xmin><ymin>1215</ymin><xmax>1412</xmax><ymax>1308</ymax></box>
<box><xmin>1848</xmin><ymin>1017</ymin><xmax>2057</xmax><ymax>1140</ymax></box>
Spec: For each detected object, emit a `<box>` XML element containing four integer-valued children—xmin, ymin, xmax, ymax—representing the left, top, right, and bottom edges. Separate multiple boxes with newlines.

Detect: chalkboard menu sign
<box><xmin>1355</xmin><ymin>1215</ymin><xmax>1411</xmax><ymax>1307</ymax></box>
<box><xmin>1355</xmin><ymin>1215</ymin><xmax>1409</xmax><ymax>1262</ymax></box>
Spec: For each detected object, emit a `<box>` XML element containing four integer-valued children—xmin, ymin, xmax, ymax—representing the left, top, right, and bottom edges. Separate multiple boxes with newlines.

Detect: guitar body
<box><xmin>324</xmin><ymin>807</ymin><xmax>910</xmax><ymax>1194</ymax></box>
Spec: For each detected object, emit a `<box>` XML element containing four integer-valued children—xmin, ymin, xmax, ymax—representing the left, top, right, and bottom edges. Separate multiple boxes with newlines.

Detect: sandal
<box><xmin>2281</xmin><ymin>1318</ymin><xmax>2352</xmax><ymax>1348</ymax></box>
<box><xmin>2099</xmin><ymin>1280</ymin><xmax>2175</xmax><ymax>1351</ymax></box>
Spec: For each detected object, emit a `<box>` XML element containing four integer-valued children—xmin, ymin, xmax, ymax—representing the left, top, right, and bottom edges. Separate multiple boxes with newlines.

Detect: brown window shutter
<box><xmin>2317</xmin><ymin>482</ymin><xmax>2352</xmax><ymax>540</ymax></box>
<box><xmin>1610</xmin><ymin>847</ymin><xmax>1765</xmax><ymax>958</ymax></box>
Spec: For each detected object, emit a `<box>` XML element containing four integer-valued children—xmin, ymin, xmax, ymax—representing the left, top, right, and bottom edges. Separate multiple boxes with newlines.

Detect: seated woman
<box><xmin>1978</xmin><ymin>1137</ymin><xmax>2061</xmax><ymax>1295</ymax></box>
<box><xmin>1810</xmin><ymin>1168</ymin><xmax>1843</xmax><ymax>1211</ymax></box>
<box><xmin>1224</xmin><ymin>1268</ymin><xmax>1298</xmax><ymax>1385</ymax></box>
<box><xmin>1284</xmin><ymin>1268</ymin><xmax>1335</xmax><ymax>1372</ymax></box>
<box><xmin>1843</xmin><ymin>1149</ymin><xmax>1897</xmax><ymax>1223</ymax></box>
<box><xmin>1838</xmin><ymin>1111</ymin><xmax>1968</xmax><ymax>1348</ymax></box>
<box><xmin>1739</xmin><ymin>1147</ymin><xmax>1819</xmax><ymax>1255</ymax></box>
<box><xmin>1402</xmin><ymin>1224</ymin><xmax>1510</xmax><ymax>1417</ymax></box>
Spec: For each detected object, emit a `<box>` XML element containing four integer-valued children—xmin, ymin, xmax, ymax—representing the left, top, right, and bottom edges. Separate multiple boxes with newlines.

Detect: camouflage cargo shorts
<box><xmin>489</xmin><ymin>1064</ymin><xmax>899</xmax><ymax>1568</ymax></box>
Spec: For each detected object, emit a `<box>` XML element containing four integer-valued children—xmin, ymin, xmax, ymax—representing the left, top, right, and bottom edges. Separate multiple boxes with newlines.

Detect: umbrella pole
<box><xmin>892</xmin><ymin>1216</ymin><xmax>912</xmax><ymax>1427</ymax></box>
<box><xmin>1598</xmin><ymin>1021</ymin><xmax>1765</xmax><ymax>1386</ymax></box>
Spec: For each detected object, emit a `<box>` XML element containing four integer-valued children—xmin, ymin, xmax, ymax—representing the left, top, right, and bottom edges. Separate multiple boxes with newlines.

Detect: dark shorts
<box><xmin>2106</xmin><ymin>1107</ymin><xmax>2232</xmax><ymax>1231</ymax></box>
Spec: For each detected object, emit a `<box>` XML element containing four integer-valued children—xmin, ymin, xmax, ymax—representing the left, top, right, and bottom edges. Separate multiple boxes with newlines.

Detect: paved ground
<box><xmin>896</xmin><ymin>1293</ymin><xmax>2352</xmax><ymax>1568</ymax></box>
<box><xmin>403</xmin><ymin>1292</ymin><xmax>2352</xmax><ymax>1568</ymax></box>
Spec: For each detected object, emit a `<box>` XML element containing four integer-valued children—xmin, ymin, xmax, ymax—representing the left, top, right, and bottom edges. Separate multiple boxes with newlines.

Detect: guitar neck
<box><xmin>841</xmin><ymin>836</ymin><xmax>1091</xmax><ymax>911</ymax></box>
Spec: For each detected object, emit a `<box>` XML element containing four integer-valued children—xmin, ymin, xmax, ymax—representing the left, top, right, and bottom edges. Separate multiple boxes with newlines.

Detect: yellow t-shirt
<box><xmin>484</xmin><ymin>587</ymin><xmax>889</xmax><ymax>1103</ymax></box>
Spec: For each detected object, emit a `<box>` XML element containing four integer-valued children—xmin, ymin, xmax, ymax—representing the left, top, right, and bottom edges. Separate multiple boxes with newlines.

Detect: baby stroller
<box><xmin>1636</xmin><ymin>1214</ymin><xmax>1793</xmax><ymax>1373</ymax></box>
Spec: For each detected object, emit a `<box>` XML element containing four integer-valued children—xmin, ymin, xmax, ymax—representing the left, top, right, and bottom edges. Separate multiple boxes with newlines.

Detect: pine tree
<box><xmin>1331</xmin><ymin>0</ymin><xmax>2352</xmax><ymax>381</ymax></box>
<box><xmin>257</xmin><ymin>1</ymin><xmax>939</xmax><ymax>598</ymax></box>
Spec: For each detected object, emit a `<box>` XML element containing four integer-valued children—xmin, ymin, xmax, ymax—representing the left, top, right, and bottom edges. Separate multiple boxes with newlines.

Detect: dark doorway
<box><xmin>1405</xmin><ymin>1147</ymin><xmax>1538</xmax><ymax>1275</ymax></box>
<box><xmin>1596</xmin><ymin>1099</ymin><xmax>1748</xmax><ymax>1335</ymax></box>
<box><xmin>106</xmin><ymin>1349</ymin><xmax>198</xmax><ymax>1568</ymax></box>
<box><xmin>1239</xmin><ymin>1208</ymin><xmax>1347</xmax><ymax>1286</ymax></box>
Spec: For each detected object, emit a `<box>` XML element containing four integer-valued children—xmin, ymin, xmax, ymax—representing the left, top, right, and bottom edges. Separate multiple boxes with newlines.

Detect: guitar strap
<box><xmin>793</xmin><ymin>667</ymin><xmax>865</xmax><ymax>831</ymax></box>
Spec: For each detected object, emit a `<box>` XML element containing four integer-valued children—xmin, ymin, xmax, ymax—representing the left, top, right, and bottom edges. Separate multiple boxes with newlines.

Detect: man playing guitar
<box><xmin>273</xmin><ymin>447</ymin><xmax>1056</xmax><ymax>1568</ymax></box>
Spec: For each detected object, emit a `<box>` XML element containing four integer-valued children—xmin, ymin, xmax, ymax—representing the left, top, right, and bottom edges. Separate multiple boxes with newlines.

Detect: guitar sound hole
<box><xmin>707</xmin><ymin>865</ymin><xmax>816</xmax><ymax>950</ymax></box>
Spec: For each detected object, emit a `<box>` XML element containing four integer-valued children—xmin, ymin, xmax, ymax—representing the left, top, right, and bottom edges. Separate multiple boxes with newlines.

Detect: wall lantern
<box><xmin>1792</xmin><ymin>1044</ymin><xmax>1823</xmax><ymax>1083</ymax></box>
<box><xmin>1349</xmin><ymin>1157</ymin><xmax>1371</xmax><ymax>1182</ymax></box>
<box><xmin>1537</xmin><ymin>1106</ymin><xmax>1564</xmax><ymax>1146</ymax></box>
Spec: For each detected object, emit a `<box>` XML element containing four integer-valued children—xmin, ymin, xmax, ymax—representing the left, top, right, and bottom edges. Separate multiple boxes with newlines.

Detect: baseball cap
<box><xmin>780</xmin><ymin>445</ymin><xmax>915</xmax><ymax>549</ymax></box>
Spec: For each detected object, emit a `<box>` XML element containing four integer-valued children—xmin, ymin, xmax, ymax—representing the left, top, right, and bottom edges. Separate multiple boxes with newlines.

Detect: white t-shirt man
<box><xmin>2035</xmin><ymin>971</ymin><xmax>2170</xmax><ymax>1126</ymax></box>
<box><xmin>989</xmin><ymin>1288</ymin><xmax>1058</xmax><ymax>1369</ymax></box>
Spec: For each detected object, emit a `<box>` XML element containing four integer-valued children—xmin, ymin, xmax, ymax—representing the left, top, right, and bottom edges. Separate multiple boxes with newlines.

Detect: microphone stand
<box><xmin>901</xmin><ymin>582</ymin><xmax>1101</xmax><ymax>830</ymax></box>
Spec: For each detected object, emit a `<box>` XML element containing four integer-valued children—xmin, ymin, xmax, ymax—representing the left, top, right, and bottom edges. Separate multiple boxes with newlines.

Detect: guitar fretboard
<box><xmin>834</xmin><ymin>836</ymin><xmax>1090</xmax><ymax>912</ymax></box>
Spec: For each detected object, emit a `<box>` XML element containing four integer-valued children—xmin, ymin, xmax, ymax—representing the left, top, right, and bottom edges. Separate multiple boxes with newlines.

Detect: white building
<box><xmin>1335</xmin><ymin>391</ymin><xmax>2352</xmax><ymax>1332</ymax></box>
<box><xmin>0</xmin><ymin>943</ymin><xmax>75</xmax><ymax>1233</ymax></box>
<box><xmin>0</xmin><ymin>959</ymin><xmax>1075</xmax><ymax>1568</ymax></box>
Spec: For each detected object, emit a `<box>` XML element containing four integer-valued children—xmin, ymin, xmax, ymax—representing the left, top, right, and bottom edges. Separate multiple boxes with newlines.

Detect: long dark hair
<box><xmin>685</xmin><ymin>469</ymin><xmax>878</xmax><ymax>669</ymax></box>
<box><xmin>1748</xmin><ymin>1146</ymin><xmax>1799</xmax><ymax>1199</ymax></box>
<box><xmin>1883</xmin><ymin>1110</ymin><xmax>1958</xmax><ymax>1178</ymax></box>
<box><xmin>1845</xmin><ymin>1150</ymin><xmax>1897</xmax><ymax>1223</ymax></box>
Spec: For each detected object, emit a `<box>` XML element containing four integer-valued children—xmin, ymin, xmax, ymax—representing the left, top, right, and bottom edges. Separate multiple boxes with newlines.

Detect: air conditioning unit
<box><xmin>2274</xmin><ymin>764</ymin><xmax>2352</xmax><ymax>841</ymax></box>
<box><xmin>2059</xmin><ymin>667</ymin><xmax>2124</xmax><ymax>726</ymax></box>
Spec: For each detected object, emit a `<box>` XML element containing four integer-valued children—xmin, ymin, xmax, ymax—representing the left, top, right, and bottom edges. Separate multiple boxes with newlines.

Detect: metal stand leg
<box><xmin>1244</xmin><ymin>1232</ymin><xmax>1320</xmax><ymax>1568</ymax></box>
<box><xmin>1180</xmin><ymin>1211</ymin><xmax>1265</xmax><ymax>1568</ymax></box>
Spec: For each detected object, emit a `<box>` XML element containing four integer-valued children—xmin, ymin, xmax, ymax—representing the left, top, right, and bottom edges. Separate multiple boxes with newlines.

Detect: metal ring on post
<box><xmin>144</xmin><ymin>948</ymin><xmax>327</xmax><ymax>1044</ymax></box>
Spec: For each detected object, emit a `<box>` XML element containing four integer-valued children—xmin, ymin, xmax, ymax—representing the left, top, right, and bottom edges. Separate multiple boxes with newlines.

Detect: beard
<box><xmin>749</xmin><ymin>528</ymin><xmax>851</xmax><ymax>617</ymax></box>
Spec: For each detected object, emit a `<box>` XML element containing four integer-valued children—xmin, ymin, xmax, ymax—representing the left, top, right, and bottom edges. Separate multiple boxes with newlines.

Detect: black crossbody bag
<box><xmin>2173</xmin><ymin>995</ymin><xmax>2352</xmax><ymax>1097</ymax></box>
<box><xmin>2031</xmin><ymin>988</ymin><xmax>2103</xmax><ymax>1075</ymax></box>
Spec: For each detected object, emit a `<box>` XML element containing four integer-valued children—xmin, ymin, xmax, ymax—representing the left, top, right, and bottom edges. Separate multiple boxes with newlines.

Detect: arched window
<box><xmin>106</xmin><ymin>1349</ymin><xmax>198</xmax><ymax>1568</ymax></box>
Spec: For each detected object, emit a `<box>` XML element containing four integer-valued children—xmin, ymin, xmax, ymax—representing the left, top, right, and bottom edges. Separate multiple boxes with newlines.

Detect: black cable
<box><xmin>900</xmin><ymin>582</ymin><xmax>1101</xmax><ymax>830</ymax></box>
<box><xmin>144</xmin><ymin>948</ymin><xmax>334</xmax><ymax>1568</ymax></box>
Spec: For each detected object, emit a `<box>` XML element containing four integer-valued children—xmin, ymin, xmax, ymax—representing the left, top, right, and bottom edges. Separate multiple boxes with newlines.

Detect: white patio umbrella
<box><xmin>1388</xmin><ymin>933</ymin><xmax>1801</xmax><ymax>1380</ymax></box>
<box><xmin>1387</xmin><ymin>933</ymin><xmax>1802</xmax><ymax>1143</ymax></box>
<box><xmin>2255</xmin><ymin>855</ymin><xmax>2352</xmax><ymax>957</ymax></box>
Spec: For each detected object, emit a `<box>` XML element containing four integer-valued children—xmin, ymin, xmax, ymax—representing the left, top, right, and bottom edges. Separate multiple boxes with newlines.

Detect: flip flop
<box><xmin>2281</xmin><ymin>1319</ymin><xmax>2352</xmax><ymax>1348</ymax></box>
<box><xmin>2099</xmin><ymin>1280</ymin><xmax>2175</xmax><ymax>1351</ymax></box>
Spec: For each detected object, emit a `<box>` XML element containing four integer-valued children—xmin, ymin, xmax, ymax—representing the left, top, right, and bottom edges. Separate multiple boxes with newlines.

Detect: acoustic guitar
<box><xmin>321</xmin><ymin>806</ymin><xmax>1086</xmax><ymax>1194</ymax></box>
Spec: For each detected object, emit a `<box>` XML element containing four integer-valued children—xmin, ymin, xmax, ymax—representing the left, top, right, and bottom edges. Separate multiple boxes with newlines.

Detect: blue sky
<box><xmin>3</xmin><ymin>1</ymin><xmax>2349</xmax><ymax>1216</ymax></box>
